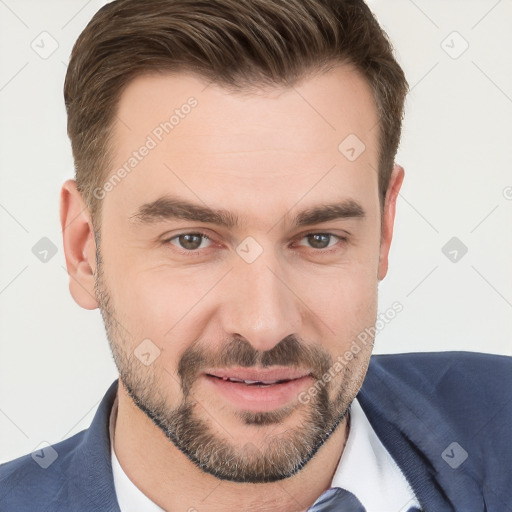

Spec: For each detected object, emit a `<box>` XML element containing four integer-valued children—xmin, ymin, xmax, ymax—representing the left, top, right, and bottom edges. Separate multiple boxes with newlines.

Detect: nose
<box><xmin>220</xmin><ymin>252</ymin><xmax>303</xmax><ymax>352</ymax></box>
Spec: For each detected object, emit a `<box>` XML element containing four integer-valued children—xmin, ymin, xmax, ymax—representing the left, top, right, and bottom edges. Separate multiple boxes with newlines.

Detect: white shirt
<box><xmin>109</xmin><ymin>396</ymin><xmax>421</xmax><ymax>512</ymax></box>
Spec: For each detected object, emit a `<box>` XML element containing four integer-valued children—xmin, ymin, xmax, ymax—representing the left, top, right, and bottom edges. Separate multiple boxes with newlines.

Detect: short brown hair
<box><xmin>64</xmin><ymin>0</ymin><xmax>408</xmax><ymax>227</ymax></box>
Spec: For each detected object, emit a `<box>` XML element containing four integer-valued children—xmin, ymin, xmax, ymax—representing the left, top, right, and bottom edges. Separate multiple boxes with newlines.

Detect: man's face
<box><xmin>91</xmin><ymin>66</ymin><xmax>390</xmax><ymax>482</ymax></box>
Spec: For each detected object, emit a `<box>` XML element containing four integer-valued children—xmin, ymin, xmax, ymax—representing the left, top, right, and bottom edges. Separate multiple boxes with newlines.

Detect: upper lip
<box><xmin>204</xmin><ymin>367</ymin><xmax>312</xmax><ymax>384</ymax></box>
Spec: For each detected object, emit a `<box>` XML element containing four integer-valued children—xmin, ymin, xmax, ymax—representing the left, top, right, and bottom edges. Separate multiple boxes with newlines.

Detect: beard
<box><xmin>94</xmin><ymin>239</ymin><xmax>373</xmax><ymax>483</ymax></box>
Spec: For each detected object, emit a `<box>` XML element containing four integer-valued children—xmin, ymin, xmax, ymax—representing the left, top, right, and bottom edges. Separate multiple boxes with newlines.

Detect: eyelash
<box><xmin>163</xmin><ymin>231</ymin><xmax>348</xmax><ymax>256</ymax></box>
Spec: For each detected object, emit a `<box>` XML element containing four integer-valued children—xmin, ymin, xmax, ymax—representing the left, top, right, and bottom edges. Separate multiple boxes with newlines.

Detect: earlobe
<box><xmin>60</xmin><ymin>179</ymin><xmax>99</xmax><ymax>310</ymax></box>
<box><xmin>377</xmin><ymin>164</ymin><xmax>404</xmax><ymax>281</ymax></box>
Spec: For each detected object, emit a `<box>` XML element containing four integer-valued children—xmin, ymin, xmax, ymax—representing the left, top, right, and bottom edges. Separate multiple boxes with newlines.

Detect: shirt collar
<box><xmin>331</xmin><ymin>398</ymin><xmax>420</xmax><ymax>512</ymax></box>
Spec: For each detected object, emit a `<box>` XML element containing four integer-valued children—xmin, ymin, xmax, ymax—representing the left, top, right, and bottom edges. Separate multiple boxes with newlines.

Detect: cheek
<box><xmin>293</xmin><ymin>257</ymin><xmax>378</xmax><ymax>355</ymax></box>
<box><xmin>297</xmin><ymin>253</ymin><xmax>378</xmax><ymax>314</ymax></box>
<box><xmin>114</xmin><ymin>267</ymin><xmax>217</xmax><ymax>348</ymax></box>
<box><xmin>330</xmin><ymin>284</ymin><xmax>376</xmax><ymax>343</ymax></box>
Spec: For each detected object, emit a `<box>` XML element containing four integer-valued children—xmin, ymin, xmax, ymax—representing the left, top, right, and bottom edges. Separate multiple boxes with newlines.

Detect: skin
<box><xmin>60</xmin><ymin>64</ymin><xmax>404</xmax><ymax>511</ymax></box>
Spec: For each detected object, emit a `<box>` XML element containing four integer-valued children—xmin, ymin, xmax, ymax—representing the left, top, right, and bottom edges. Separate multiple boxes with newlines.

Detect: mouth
<box><xmin>201</xmin><ymin>367</ymin><xmax>315</xmax><ymax>412</ymax></box>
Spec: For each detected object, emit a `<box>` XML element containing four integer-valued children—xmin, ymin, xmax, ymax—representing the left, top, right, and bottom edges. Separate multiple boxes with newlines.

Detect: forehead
<box><xmin>104</xmin><ymin>66</ymin><xmax>380</xmax><ymax>227</ymax></box>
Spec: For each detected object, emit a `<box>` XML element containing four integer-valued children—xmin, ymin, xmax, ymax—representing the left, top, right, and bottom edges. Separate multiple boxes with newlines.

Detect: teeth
<box><xmin>216</xmin><ymin>375</ymin><xmax>292</xmax><ymax>385</ymax></box>
<box><xmin>240</xmin><ymin>379</ymin><xmax>283</xmax><ymax>385</ymax></box>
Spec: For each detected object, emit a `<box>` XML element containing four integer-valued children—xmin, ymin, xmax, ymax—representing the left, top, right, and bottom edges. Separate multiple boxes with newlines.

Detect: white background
<box><xmin>0</xmin><ymin>0</ymin><xmax>511</xmax><ymax>462</ymax></box>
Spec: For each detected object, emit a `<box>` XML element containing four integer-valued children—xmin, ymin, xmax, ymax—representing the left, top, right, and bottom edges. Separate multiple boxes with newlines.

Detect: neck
<box><xmin>113</xmin><ymin>382</ymin><xmax>349</xmax><ymax>512</ymax></box>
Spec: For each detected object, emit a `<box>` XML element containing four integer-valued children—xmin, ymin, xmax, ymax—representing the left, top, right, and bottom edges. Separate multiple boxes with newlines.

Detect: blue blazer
<box><xmin>1</xmin><ymin>352</ymin><xmax>511</xmax><ymax>511</ymax></box>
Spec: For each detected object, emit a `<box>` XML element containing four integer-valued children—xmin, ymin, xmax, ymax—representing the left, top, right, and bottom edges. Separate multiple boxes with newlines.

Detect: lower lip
<box><xmin>202</xmin><ymin>374</ymin><xmax>315</xmax><ymax>412</ymax></box>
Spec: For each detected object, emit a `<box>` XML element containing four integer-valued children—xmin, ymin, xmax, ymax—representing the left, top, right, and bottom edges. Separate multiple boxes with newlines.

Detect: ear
<box><xmin>60</xmin><ymin>179</ymin><xmax>99</xmax><ymax>309</ymax></box>
<box><xmin>377</xmin><ymin>164</ymin><xmax>404</xmax><ymax>281</ymax></box>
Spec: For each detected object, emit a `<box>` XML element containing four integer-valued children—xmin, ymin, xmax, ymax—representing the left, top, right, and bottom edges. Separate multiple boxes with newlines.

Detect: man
<box><xmin>0</xmin><ymin>0</ymin><xmax>510</xmax><ymax>511</ymax></box>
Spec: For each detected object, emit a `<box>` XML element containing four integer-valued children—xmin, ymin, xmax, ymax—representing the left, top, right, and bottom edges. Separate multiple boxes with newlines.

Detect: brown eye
<box><xmin>306</xmin><ymin>233</ymin><xmax>332</xmax><ymax>249</ymax></box>
<box><xmin>298</xmin><ymin>233</ymin><xmax>341</xmax><ymax>250</ymax></box>
<box><xmin>169</xmin><ymin>233</ymin><xmax>210</xmax><ymax>251</ymax></box>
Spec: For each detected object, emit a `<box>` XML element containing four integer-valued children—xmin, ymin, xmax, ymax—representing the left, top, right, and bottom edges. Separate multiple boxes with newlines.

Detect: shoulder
<box><xmin>0</xmin><ymin>380</ymin><xmax>119</xmax><ymax>512</ymax></box>
<box><xmin>0</xmin><ymin>379</ymin><xmax>118</xmax><ymax>511</ymax></box>
<box><xmin>368</xmin><ymin>350</ymin><xmax>512</xmax><ymax>393</ymax></box>
<box><xmin>369</xmin><ymin>350</ymin><xmax>511</xmax><ymax>379</ymax></box>
<box><xmin>364</xmin><ymin>351</ymin><xmax>512</xmax><ymax>444</ymax></box>
<box><xmin>0</xmin><ymin>430</ymin><xmax>86</xmax><ymax>511</ymax></box>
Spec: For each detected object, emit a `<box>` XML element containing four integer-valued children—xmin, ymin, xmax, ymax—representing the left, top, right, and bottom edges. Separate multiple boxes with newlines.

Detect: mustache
<box><xmin>178</xmin><ymin>335</ymin><xmax>333</xmax><ymax>396</ymax></box>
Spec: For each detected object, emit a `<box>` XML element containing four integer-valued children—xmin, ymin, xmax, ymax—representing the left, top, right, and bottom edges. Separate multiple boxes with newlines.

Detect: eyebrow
<box><xmin>129</xmin><ymin>195</ymin><xmax>365</xmax><ymax>229</ymax></box>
